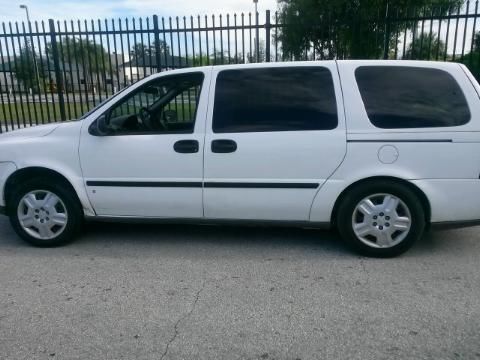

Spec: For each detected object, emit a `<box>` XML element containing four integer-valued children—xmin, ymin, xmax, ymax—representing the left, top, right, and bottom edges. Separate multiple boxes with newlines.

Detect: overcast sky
<box><xmin>0</xmin><ymin>0</ymin><xmax>279</xmax><ymax>23</ymax></box>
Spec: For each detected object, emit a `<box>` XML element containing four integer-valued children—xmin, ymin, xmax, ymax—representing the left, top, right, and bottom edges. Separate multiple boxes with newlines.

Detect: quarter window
<box><xmin>355</xmin><ymin>66</ymin><xmax>470</xmax><ymax>129</ymax></box>
<box><xmin>212</xmin><ymin>67</ymin><xmax>338</xmax><ymax>133</ymax></box>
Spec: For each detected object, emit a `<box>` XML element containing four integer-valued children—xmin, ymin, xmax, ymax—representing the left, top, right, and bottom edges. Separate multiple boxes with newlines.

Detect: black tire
<box><xmin>336</xmin><ymin>181</ymin><xmax>426</xmax><ymax>258</ymax></box>
<box><xmin>8</xmin><ymin>177</ymin><xmax>83</xmax><ymax>247</ymax></box>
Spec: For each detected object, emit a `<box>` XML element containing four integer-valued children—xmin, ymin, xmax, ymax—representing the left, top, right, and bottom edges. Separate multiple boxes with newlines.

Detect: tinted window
<box><xmin>355</xmin><ymin>66</ymin><xmax>470</xmax><ymax>129</ymax></box>
<box><xmin>213</xmin><ymin>67</ymin><xmax>338</xmax><ymax>133</ymax></box>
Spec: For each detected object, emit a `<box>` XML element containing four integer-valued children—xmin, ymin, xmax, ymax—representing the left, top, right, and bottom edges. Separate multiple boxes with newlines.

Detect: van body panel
<box><xmin>310</xmin><ymin>60</ymin><xmax>480</xmax><ymax>223</ymax></box>
<box><xmin>202</xmin><ymin>62</ymin><xmax>348</xmax><ymax>221</ymax></box>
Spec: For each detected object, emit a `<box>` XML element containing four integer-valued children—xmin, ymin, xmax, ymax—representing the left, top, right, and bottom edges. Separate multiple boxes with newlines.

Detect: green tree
<box><xmin>277</xmin><ymin>0</ymin><xmax>464</xmax><ymax>60</ymax></box>
<box><xmin>129</xmin><ymin>40</ymin><xmax>170</xmax><ymax>61</ymax></box>
<box><xmin>248</xmin><ymin>40</ymin><xmax>270</xmax><ymax>63</ymax></box>
<box><xmin>14</xmin><ymin>42</ymin><xmax>44</xmax><ymax>92</ymax></box>
<box><xmin>47</xmin><ymin>36</ymin><xmax>110</xmax><ymax>89</ymax></box>
<box><xmin>461</xmin><ymin>32</ymin><xmax>480</xmax><ymax>80</ymax></box>
<box><xmin>190</xmin><ymin>54</ymin><xmax>210</xmax><ymax>66</ymax></box>
<box><xmin>405</xmin><ymin>33</ymin><xmax>446</xmax><ymax>60</ymax></box>
<box><xmin>211</xmin><ymin>51</ymin><xmax>237</xmax><ymax>65</ymax></box>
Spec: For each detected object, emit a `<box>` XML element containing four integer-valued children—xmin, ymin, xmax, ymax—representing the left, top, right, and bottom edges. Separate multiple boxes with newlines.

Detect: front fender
<box><xmin>0</xmin><ymin>121</ymin><xmax>95</xmax><ymax>216</ymax></box>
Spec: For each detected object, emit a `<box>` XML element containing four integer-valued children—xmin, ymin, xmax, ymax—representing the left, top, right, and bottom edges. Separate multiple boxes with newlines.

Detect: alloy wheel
<box><xmin>17</xmin><ymin>190</ymin><xmax>69</xmax><ymax>240</ymax></box>
<box><xmin>352</xmin><ymin>193</ymin><xmax>412</xmax><ymax>249</ymax></box>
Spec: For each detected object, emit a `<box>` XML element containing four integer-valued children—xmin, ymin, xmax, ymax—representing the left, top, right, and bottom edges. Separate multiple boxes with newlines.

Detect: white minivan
<box><xmin>1</xmin><ymin>60</ymin><xmax>479</xmax><ymax>257</ymax></box>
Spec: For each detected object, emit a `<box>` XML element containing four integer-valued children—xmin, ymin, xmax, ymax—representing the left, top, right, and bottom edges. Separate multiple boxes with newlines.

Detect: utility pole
<box><xmin>20</xmin><ymin>4</ymin><xmax>40</xmax><ymax>93</ymax></box>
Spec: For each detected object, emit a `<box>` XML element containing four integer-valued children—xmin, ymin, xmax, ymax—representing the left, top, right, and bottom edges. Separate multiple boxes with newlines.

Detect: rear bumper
<box><xmin>411</xmin><ymin>179</ymin><xmax>480</xmax><ymax>223</ymax></box>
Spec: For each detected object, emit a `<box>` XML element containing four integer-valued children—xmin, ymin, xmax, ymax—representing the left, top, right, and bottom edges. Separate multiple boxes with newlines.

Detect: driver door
<box><xmin>79</xmin><ymin>70</ymin><xmax>208</xmax><ymax>218</ymax></box>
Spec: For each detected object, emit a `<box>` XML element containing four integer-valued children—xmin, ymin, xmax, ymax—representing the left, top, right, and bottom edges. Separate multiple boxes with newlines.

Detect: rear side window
<box><xmin>355</xmin><ymin>66</ymin><xmax>470</xmax><ymax>129</ymax></box>
<box><xmin>213</xmin><ymin>67</ymin><xmax>338</xmax><ymax>133</ymax></box>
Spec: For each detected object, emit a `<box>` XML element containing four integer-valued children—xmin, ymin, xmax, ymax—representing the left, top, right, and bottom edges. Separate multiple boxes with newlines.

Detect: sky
<box><xmin>0</xmin><ymin>0</ymin><xmax>474</xmax><ymax>57</ymax></box>
<box><xmin>0</xmin><ymin>0</ymin><xmax>279</xmax><ymax>23</ymax></box>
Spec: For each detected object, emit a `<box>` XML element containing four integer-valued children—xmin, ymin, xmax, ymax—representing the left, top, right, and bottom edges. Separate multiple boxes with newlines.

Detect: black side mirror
<box><xmin>89</xmin><ymin>114</ymin><xmax>112</xmax><ymax>136</ymax></box>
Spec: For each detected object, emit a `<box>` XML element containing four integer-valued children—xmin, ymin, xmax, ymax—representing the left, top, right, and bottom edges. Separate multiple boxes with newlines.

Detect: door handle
<box><xmin>211</xmin><ymin>139</ymin><xmax>237</xmax><ymax>153</ymax></box>
<box><xmin>174</xmin><ymin>140</ymin><xmax>199</xmax><ymax>153</ymax></box>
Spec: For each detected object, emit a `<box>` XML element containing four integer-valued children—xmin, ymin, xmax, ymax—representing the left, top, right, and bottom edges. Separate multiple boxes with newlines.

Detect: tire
<box><xmin>336</xmin><ymin>181</ymin><xmax>425</xmax><ymax>258</ymax></box>
<box><xmin>8</xmin><ymin>177</ymin><xmax>83</xmax><ymax>247</ymax></box>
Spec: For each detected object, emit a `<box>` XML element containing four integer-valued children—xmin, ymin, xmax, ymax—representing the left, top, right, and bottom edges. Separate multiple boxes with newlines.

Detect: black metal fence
<box><xmin>1</xmin><ymin>2</ymin><xmax>480</xmax><ymax>132</ymax></box>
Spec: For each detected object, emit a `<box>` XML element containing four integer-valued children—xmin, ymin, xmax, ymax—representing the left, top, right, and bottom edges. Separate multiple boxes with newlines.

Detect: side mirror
<box><xmin>89</xmin><ymin>114</ymin><xmax>112</xmax><ymax>136</ymax></box>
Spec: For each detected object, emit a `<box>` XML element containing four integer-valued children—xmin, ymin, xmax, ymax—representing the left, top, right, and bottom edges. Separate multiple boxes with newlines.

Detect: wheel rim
<box><xmin>17</xmin><ymin>190</ymin><xmax>68</xmax><ymax>240</ymax></box>
<box><xmin>352</xmin><ymin>193</ymin><xmax>412</xmax><ymax>249</ymax></box>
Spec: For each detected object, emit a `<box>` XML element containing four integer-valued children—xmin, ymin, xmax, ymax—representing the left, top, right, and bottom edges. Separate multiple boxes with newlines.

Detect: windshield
<box><xmin>79</xmin><ymin>85</ymin><xmax>132</xmax><ymax>120</ymax></box>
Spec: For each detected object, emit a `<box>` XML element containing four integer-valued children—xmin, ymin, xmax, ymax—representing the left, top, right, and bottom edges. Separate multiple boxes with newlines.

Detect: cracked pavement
<box><xmin>0</xmin><ymin>216</ymin><xmax>479</xmax><ymax>360</ymax></box>
<box><xmin>160</xmin><ymin>280</ymin><xmax>207</xmax><ymax>360</ymax></box>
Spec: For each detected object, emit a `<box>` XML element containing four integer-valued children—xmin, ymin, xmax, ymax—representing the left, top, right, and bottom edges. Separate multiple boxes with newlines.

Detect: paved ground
<box><xmin>0</xmin><ymin>216</ymin><xmax>479</xmax><ymax>360</ymax></box>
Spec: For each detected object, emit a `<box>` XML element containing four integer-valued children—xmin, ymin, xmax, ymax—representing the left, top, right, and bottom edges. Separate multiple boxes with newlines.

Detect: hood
<box><xmin>0</xmin><ymin>121</ymin><xmax>82</xmax><ymax>163</ymax></box>
<box><xmin>0</xmin><ymin>122</ymin><xmax>74</xmax><ymax>140</ymax></box>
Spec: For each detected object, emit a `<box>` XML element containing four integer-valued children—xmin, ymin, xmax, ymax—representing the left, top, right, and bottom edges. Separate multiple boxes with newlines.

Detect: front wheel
<box><xmin>337</xmin><ymin>182</ymin><xmax>426</xmax><ymax>257</ymax></box>
<box><xmin>9</xmin><ymin>178</ymin><xmax>82</xmax><ymax>247</ymax></box>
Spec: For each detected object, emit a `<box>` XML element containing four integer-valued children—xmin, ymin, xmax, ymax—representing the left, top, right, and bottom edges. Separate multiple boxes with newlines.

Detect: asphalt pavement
<box><xmin>0</xmin><ymin>216</ymin><xmax>479</xmax><ymax>360</ymax></box>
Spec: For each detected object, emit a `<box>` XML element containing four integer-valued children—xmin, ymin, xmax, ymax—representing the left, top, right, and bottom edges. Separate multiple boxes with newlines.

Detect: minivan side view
<box><xmin>1</xmin><ymin>60</ymin><xmax>480</xmax><ymax>257</ymax></box>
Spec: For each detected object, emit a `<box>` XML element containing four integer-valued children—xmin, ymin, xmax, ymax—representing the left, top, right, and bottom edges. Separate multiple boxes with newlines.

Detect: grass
<box><xmin>0</xmin><ymin>102</ymin><xmax>198</xmax><ymax>126</ymax></box>
<box><xmin>0</xmin><ymin>103</ymin><xmax>90</xmax><ymax>125</ymax></box>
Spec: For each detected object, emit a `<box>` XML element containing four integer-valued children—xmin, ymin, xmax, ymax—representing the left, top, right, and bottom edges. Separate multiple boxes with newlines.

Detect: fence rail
<box><xmin>1</xmin><ymin>2</ymin><xmax>480</xmax><ymax>132</ymax></box>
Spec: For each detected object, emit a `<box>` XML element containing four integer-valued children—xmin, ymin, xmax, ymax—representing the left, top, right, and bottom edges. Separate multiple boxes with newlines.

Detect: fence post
<box><xmin>153</xmin><ymin>15</ymin><xmax>162</xmax><ymax>72</ymax></box>
<box><xmin>383</xmin><ymin>2</ymin><xmax>391</xmax><ymax>59</ymax></box>
<box><xmin>255</xmin><ymin>11</ymin><xmax>260</xmax><ymax>62</ymax></box>
<box><xmin>48</xmin><ymin>19</ymin><xmax>67</xmax><ymax>122</ymax></box>
<box><xmin>265</xmin><ymin>10</ymin><xmax>271</xmax><ymax>62</ymax></box>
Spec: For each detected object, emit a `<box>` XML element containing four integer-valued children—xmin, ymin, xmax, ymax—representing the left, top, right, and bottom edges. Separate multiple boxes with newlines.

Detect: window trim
<box><xmin>89</xmin><ymin>72</ymin><xmax>205</xmax><ymax>137</ymax></box>
<box><xmin>355</xmin><ymin>65</ymin><xmax>471</xmax><ymax>129</ymax></box>
<box><xmin>211</xmin><ymin>66</ymin><xmax>339</xmax><ymax>134</ymax></box>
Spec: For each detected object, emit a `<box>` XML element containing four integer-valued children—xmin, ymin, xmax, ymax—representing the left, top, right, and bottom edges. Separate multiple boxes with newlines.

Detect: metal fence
<box><xmin>1</xmin><ymin>2</ymin><xmax>480</xmax><ymax>132</ymax></box>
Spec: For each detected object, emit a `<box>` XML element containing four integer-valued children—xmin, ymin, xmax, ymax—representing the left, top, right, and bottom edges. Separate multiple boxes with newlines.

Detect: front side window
<box><xmin>93</xmin><ymin>72</ymin><xmax>204</xmax><ymax>135</ymax></box>
<box><xmin>355</xmin><ymin>66</ymin><xmax>470</xmax><ymax>129</ymax></box>
<box><xmin>212</xmin><ymin>67</ymin><xmax>338</xmax><ymax>133</ymax></box>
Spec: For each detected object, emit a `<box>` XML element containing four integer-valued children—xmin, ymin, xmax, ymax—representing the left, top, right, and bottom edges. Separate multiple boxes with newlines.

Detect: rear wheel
<box><xmin>337</xmin><ymin>181</ymin><xmax>425</xmax><ymax>257</ymax></box>
<box><xmin>9</xmin><ymin>178</ymin><xmax>82</xmax><ymax>247</ymax></box>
